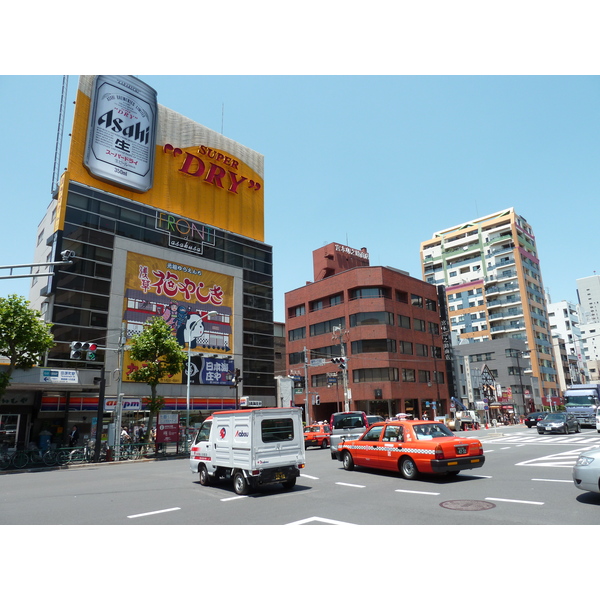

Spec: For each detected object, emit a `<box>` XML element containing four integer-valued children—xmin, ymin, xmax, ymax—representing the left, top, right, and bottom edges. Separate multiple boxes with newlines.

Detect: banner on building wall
<box><xmin>122</xmin><ymin>251</ymin><xmax>234</xmax><ymax>385</ymax></box>
<box><xmin>84</xmin><ymin>75</ymin><xmax>158</xmax><ymax>192</ymax></box>
<box><xmin>66</xmin><ymin>75</ymin><xmax>265</xmax><ymax>242</ymax></box>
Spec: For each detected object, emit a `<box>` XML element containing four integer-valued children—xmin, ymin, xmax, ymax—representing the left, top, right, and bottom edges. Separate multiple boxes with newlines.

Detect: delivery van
<box><xmin>189</xmin><ymin>407</ymin><xmax>306</xmax><ymax>495</ymax></box>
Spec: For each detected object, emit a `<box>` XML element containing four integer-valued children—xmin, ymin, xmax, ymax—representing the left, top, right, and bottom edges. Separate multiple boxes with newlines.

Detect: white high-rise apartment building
<box><xmin>420</xmin><ymin>208</ymin><xmax>558</xmax><ymax>403</ymax></box>
<box><xmin>577</xmin><ymin>274</ymin><xmax>600</xmax><ymax>325</ymax></box>
<box><xmin>576</xmin><ymin>275</ymin><xmax>600</xmax><ymax>381</ymax></box>
<box><xmin>547</xmin><ymin>299</ymin><xmax>583</xmax><ymax>356</ymax></box>
<box><xmin>547</xmin><ymin>299</ymin><xmax>586</xmax><ymax>388</ymax></box>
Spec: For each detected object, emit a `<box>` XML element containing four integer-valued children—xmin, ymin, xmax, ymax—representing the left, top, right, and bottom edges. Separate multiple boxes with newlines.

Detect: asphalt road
<box><xmin>2</xmin><ymin>424</ymin><xmax>600</xmax><ymax>526</ymax></box>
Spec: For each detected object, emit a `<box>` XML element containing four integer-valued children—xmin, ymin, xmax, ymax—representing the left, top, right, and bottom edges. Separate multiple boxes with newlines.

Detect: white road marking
<box><xmin>532</xmin><ymin>478</ymin><xmax>572</xmax><ymax>483</ymax></box>
<box><xmin>395</xmin><ymin>489</ymin><xmax>440</xmax><ymax>495</ymax></box>
<box><xmin>486</xmin><ymin>497</ymin><xmax>544</xmax><ymax>505</ymax></box>
<box><xmin>287</xmin><ymin>516</ymin><xmax>357</xmax><ymax>525</ymax></box>
<box><xmin>127</xmin><ymin>507</ymin><xmax>181</xmax><ymax>519</ymax></box>
<box><xmin>301</xmin><ymin>474</ymin><xmax>319</xmax><ymax>480</ymax></box>
<box><xmin>516</xmin><ymin>446</ymin><xmax>591</xmax><ymax>468</ymax></box>
<box><xmin>221</xmin><ymin>496</ymin><xmax>246</xmax><ymax>502</ymax></box>
<box><xmin>335</xmin><ymin>482</ymin><xmax>366</xmax><ymax>488</ymax></box>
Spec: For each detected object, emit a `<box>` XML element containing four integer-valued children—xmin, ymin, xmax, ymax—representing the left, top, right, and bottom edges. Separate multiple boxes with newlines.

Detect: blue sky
<box><xmin>0</xmin><ymin>75</ymin><xmax>598</xmax><ymax>322</ymax></box>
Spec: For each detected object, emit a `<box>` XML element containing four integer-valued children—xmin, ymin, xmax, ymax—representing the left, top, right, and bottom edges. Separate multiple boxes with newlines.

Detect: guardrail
<box><xmin>0</xmin><ymin>442</ymin><xmax>189</xmax><ymax>471</ymax></box>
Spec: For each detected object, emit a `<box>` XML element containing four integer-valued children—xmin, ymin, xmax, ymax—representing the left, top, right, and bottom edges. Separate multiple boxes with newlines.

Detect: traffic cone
<box><xmin>485</xmin><ymin>422</ymin><xmax>489</xmax><ymax>429</ymax></box>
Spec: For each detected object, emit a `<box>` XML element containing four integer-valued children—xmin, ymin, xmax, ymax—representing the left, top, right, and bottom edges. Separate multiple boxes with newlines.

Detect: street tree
<box><xmin>128</xmin><ymin>316</ymin><xmax>187</xmax><ymax>443</ymax></box>
<box><xmin>0</xmin><ymin>294</ymin><xmax>55</xmax><ymax>397</ymax></box>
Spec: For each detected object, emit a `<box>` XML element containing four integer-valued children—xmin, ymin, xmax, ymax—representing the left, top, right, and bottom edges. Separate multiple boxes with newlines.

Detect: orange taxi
<box><xmin>336</xmin><ymin>420</ymin><xmax>484</xmax><ymax>479</ymax></box>
<box><xmin>304</xmin><ymin>423</ymin><xmax>331</xmax><ymax>449</ymax></box>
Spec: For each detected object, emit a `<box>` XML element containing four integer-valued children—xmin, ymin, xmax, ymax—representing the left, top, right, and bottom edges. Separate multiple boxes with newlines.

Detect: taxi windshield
<box><xmin>414</xmin><ymin>423</ymin><xmax>453</xmax><ymax>440</ymax></box>
<box><xmin>304</xmin><ymin>426</ymin><xmax>321</xmax><ymax>433</ymax></box>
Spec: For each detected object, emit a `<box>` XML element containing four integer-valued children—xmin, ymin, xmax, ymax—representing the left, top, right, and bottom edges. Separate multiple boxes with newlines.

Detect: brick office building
<box><xmin>284</xmin><ymin>243</ymin><xmax>450</xmax><ymax>423</ymax></box>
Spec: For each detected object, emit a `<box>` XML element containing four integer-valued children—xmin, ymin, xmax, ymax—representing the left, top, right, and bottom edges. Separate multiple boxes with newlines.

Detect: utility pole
<box><xmin>113</xmin><ymin>323</ymin><xmax>126</xmax><ymax>461</ymax></box>
<box><xmin>332</xmin><ymin>326</ymin><xmax>350</xmax><ymax>411</ymax></box>
<box><xmin>303</xmin><ymin>347</ymin><xmax>310</xmax><ymax>424</ymax></box>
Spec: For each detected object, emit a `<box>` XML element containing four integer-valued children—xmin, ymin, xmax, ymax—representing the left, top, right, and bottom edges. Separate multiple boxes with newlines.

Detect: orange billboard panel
<box><xmin>67</xmin><ymin>76</ymin><xmax>264</xmax><ymax>242</ymax></box>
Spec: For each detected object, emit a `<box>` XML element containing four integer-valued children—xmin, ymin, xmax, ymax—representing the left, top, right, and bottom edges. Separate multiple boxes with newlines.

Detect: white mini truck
<box><xmin>189</xmin><ymin>407</ymin><xmax>306</xmax><ymax>495</ymax></box>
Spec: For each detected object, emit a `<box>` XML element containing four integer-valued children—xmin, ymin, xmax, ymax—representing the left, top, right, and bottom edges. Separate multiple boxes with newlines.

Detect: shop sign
<box><xmin>157</xmin><ymin>413</ymin><xmax>179</xmax><ymax>443</ymax></box>
<box><xmin>104</xmin><ymin>397</ymin><xmax>142</xmax><ymax>412</ymax></box>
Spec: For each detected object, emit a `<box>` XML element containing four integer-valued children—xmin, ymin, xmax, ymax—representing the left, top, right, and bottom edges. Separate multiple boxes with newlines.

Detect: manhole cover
<box><xmin>440</xmin><ymin>500</ymin><xmax>496</xmax><ymax>511</ymax></box>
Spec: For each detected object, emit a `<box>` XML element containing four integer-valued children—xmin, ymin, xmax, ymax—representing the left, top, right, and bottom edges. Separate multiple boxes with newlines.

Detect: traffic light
<box><xmin>315</xmin><ymin>394</ymin><xmax>320</xmax><ymax>405</ymax></box>
<box><xmin>86</xmin><ymin>343</ymin><xmax>97</xmax><ymax>361</ymax></box>
<box><xmin>331</xmin><ymin>357</ymin><xmax>346</xmax><ymax>369</ymax></box>
<box><xmin>70</xmin><ymin>341</ymin><xmax>97</xmax><ymax>360</ymax></box>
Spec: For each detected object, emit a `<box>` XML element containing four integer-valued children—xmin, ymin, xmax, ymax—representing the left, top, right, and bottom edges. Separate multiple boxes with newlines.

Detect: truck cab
<box><xmin>564</xmin><ymin>383</ymin><xmax>600</xmax><ymax>427</ymax></box>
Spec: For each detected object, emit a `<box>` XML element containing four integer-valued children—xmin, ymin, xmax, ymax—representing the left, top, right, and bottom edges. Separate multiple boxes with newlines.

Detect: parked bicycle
<box><xmin>0</xmin><ymin>445</ymin><xmax>13</xmax><ymax>470</ymax></box>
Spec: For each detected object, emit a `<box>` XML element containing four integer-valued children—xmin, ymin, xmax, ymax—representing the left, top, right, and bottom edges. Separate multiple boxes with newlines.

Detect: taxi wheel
<box><xmin>400</xmin><ymin>457</ymin><xmax>418</xmax><ymax>480</ymax></box>
<box><xmin>198</xmin><ymin>464</ymin><xmax>211</xmax><ymax>486</ymax></box>
<box><xmin>342</xmin><ymin>451</ymin><xmax>354</xmax><ymax>471</ymax></box>
<box><xmin>321</xmin><ymin>439</ymin><xmax>328</xmax><ymax>449</ymax></box>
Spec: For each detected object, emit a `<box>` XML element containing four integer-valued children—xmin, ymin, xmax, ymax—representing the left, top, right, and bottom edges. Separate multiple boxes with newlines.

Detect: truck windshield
<box><xmin>564</xmin><ymin>394</ymin><xmax>598</xmax><ymax>406</ymax></box>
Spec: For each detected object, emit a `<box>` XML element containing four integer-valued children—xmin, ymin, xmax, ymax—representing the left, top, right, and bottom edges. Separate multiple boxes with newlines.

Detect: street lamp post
<box><xmin>227</xmin><ymin>368</ymin><xmax>242</xmax><ymax>409</ymax></box>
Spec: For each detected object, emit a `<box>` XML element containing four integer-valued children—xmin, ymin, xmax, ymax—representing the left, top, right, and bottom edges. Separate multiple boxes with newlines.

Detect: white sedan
<box><xmin>573</xmin><ymin>447</ymin><xmax>600</xmax><ymax>494</ymax></box>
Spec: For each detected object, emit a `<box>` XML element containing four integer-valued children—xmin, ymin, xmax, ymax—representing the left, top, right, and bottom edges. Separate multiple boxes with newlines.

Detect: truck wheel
<box><xmin>400</xmin><ymin>457</ymin><xmax>418</xmax><ymax>480</ymax></box>
<box><xmin>331</xmin><ymin>451</ymin><xmax>337</xmax><ymax>460</ymax></box>
<box><xmin>342</xmin><ymin>451</ymin><xmax>354</xmax><ymax>471</ymax></box>
<box><xmin>282</xmin><ymin>477</ymin><xmax>296</xmax><ymax>490</ymax></box>
<box><xmin>198</xmin><ymin>465</ymin><xmax>211</xmax><ymax>486</ymax></box>
<box><xmin>233</xmin><ymin>471</ymin><xmax>249</xmax><ymax>495</ymax></box>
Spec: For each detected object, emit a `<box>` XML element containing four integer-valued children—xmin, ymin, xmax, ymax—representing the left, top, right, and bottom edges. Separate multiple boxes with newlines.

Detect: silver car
<box><xmin>573</xmin><ymin>447</ymin><xmax>600</xmax><ymax>494</ymax></box>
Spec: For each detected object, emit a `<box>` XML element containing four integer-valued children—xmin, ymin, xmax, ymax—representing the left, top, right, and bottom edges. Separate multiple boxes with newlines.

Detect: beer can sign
<box><xmin>84</xmin><ymin>75</ymin><xmax>158</xmax><ymax>192</ymax></box>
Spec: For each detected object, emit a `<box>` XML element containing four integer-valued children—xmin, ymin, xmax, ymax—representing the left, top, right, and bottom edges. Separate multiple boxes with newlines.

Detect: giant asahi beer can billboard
<box><xmin>84</xmin><ymin>75</ymin><xmax>158</xmax><ymax>192</ymax></box>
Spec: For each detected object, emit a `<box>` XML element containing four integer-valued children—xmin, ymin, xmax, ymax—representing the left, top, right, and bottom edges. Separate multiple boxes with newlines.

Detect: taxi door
<box><xmin>377</xmin><ymin>424</ymin><xmax>404</xmax><ymax>471</ymax></box>
<box><xmin>352</xmin><ymin>425</ymin><xmax>386</xmax><ymax>468</ymax></box>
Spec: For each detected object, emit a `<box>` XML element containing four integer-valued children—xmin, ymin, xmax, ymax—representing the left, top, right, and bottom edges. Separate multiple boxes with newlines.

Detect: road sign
<box><xmin>310</xmin><ymin>359</ymin><xmax>325</xmax><ymax>367</ymax></box>
<box><xmin>41</xmin><ymin>369</ymin><xmax>79</xmax><ymax>384</ymax></box>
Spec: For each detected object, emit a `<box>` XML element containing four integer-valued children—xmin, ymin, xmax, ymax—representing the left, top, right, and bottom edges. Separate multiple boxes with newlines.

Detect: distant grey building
<box><xmin>452</xmin><ymin>337</ymin><xmax>535</xmax><ymax>418</ymax></box>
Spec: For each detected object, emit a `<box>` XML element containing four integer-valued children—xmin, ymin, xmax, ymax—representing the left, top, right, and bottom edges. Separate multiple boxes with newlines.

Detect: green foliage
<box><xmin>128</xmin><ymin>317</ymin><xmax>186</xmax><ymax>440</ymax></box>
<box><xmin>0</xmin><ymin>294</ymin><xmax>54</xmax><ymax>396</ymax></box>
<box><xmin>128</xmin><ymin>317</ymin><xmax>186</xmax><ymax>389</ymax></box>
<box><xmin>144</xmin><ymin>394</ymin><xmax>166</xmax><ymax>414</ymax></box>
